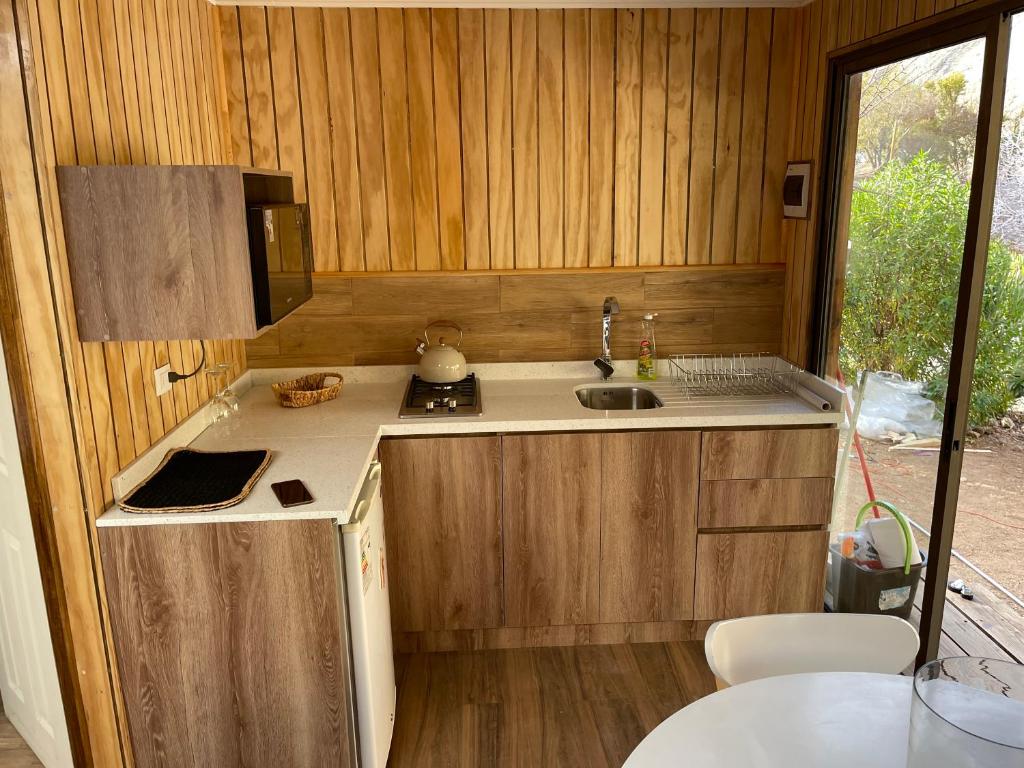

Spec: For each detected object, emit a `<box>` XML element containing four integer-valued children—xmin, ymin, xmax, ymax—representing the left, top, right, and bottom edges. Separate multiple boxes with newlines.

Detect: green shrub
<box><xmin>840</xmin><ymin>153</ymin><xmax>1024</xmax><ymax>426</ymax></box>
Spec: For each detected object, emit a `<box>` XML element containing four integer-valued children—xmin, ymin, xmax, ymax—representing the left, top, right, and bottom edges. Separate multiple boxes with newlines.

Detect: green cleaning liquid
<box><xmin>637</xmin><ymin>313</ymin><xmax>658</xmax><ymax>381</ymax></box>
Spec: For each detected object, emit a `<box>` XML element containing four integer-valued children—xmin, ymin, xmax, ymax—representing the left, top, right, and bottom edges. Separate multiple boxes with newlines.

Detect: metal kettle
<box><xmin>415</xmin><ymin>321</ymin><xmax>468</xmax><ymax>383</ymax></box>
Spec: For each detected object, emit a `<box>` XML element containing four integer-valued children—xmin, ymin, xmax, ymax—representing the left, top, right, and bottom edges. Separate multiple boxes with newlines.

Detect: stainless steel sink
<box><xmin>575</xmin><ymin>386</ymin><xmax>663</xmax><ymax>410</ymax></box>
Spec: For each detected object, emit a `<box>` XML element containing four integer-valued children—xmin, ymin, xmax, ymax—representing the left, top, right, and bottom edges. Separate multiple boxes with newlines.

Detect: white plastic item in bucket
<box><xmin>863</xmin><ymin>517</ymin><xmax>922</xmax><ymax>570</ymax></box>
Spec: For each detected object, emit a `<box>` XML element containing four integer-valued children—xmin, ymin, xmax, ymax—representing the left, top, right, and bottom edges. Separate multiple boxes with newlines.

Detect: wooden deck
<box><xmin>911</xmin><ymin>575</ymin><xmax>1024</xmax><ymax>663</ymax></box>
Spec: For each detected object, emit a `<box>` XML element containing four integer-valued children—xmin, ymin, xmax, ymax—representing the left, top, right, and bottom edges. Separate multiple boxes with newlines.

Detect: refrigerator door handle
<box><xmin>343</xmin><ymin>462</ymin><xmax>382</xmax><ymax>530</ymax></box>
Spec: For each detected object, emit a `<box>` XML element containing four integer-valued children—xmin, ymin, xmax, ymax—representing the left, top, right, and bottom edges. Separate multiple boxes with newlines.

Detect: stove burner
<box><xmin>399</xmin><ymin>374</ymin><xmax>482</xmax><ymax>418</ymax></box>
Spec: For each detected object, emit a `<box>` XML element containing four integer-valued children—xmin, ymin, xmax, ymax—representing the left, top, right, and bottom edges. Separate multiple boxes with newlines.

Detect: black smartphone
<box><xmin>271</xmin><ymin>479</ymin><xmax>314</xmax><ymax>508</ymax></box>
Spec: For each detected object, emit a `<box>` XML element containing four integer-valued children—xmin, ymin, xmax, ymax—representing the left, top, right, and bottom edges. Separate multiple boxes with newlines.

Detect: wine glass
<box><xmin>205</xmin><ymin>362</ymin><xmax>239</xmax><ymax>422</ymax></box>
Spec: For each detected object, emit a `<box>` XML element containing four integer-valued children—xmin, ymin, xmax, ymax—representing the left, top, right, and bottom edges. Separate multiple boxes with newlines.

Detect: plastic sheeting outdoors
<box><xmin>851</xmin><ymin>372</ymin><xmax>944</xmax><ymax>441</ymax></box>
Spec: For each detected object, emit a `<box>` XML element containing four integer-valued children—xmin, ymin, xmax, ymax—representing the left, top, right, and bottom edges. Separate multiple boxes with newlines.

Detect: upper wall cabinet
<box><xmin>56</xmin><ymin>165</ymin><xmax>296</xmax><ymax>341</ymax></box>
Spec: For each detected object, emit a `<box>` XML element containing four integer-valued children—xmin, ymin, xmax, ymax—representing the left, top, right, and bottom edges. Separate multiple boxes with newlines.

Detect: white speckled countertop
<box><xmin>97</xmin><ymin>359</ymin><xmax>843</xmax><ymax>528</ymax></box>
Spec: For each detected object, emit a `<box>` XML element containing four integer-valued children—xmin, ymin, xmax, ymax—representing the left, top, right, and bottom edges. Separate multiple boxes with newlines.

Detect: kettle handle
<box><xmin>423</xmin><ymin>320</ymin><xmax>464</xmax><ymax>349</ymax></box>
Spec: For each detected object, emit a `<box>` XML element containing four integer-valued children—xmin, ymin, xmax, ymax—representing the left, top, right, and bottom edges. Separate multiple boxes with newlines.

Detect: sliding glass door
<box><xmin>815</xmin><ymin>5</ymin><xmax>1020</xmax><ymax>665</ymax></box>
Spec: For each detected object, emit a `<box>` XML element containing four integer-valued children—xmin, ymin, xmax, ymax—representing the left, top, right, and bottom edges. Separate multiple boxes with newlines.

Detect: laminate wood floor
<box><xmin>389</xmin><ymin>641</ymin><xmax>715</xmax><ymax>768</ymax></box>
<box><xmin>0</xmin><ymin>715</ymin><xmax>43</xmax><ymax>767</ymax></box>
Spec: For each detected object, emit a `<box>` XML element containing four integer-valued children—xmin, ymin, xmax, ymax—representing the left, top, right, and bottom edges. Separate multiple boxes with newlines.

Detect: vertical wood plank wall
<box><xmin>216</xmin><ymin>6</ymin><xmax>797</xmax><ymax>271</ymax></box>
<box><xmin>25</xmin><ymin>0</ymin><xmax>247</xmax><ymax>513</ymax></box>
<box><xmin>781</xmin><ymin>0</ymin><xmax>986</xmax><ymax>367</ymax></box>
<box><xmin>1</xmin><ymin>0</ymin><xmax>246</xmax><ymax>764</ymax></box>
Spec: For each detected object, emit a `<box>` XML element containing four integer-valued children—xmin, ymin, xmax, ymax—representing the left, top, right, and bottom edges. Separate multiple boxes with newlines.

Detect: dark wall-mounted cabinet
<box><xmin>56</xmin><ymin>165</ymin><xmax>294</xmax><ymax>341</ymax></box>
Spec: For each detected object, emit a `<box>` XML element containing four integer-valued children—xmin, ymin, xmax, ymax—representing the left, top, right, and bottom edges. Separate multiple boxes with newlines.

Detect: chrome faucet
<box><xmin>594</xmin><ymin>296</ymin><xmax>620</xmax><ymax>380</ymax></box>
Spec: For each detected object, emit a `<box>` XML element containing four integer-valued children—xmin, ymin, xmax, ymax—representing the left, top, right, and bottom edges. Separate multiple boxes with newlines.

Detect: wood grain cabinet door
<box><xmin>502</xmin><ymin>433</ymin><xmax>602</xmax><ymax>626</ymax></box>
<box><xmin>99</xmin><ymin>520</ymin><xmax>355</xmax><ymax>768</ymax></box>
<box><xmin>700</xmin><ymin>428</ymin><xmax>839</xmax><ymax>480</ymax></box>
<box><xmin>379</xmin><ymin>436</ymin><xmax>503</xmax><ymax>632</ymax></box>
<box><xmin>694</xmin><ymin>530</ymin><xmax>829</xmax><ymax>620</ymax></box>
<box><xmin>600</xmin><ymin>431</ymin><xmax>699</xmax><ymax>622</ymax></box>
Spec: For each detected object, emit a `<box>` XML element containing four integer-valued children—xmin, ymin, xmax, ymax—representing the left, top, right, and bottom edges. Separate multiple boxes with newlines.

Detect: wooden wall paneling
<box><xmin>295</xmin><ymin>9</ymin><xmax>339</xmax><ymax>273</ymax></box>
<box><xmin>898</xmin><ymin>0</ymin><xmax>918</xmax><ymax>25</ymax></box>
<box><xmin>563</xmin><ymin>9</ymin><xmax>588</xmax><ymax>269</ymax></box>
<box><xmin>218</xmin><ymin>7</ymin><xmax>252</xmax><ymax>165</ymax></box>
<box><xmin>511</xmin><ymin>9</ymin><xmax>538</xmax><ymax>269</ymax></box>
<box><xmin>687</xmin><ymin>9</ymin><xmax>719</xmax><ymax>265</ymax></box>
<box><xmin>127</xmin><ymin>0</ymin><xmax>164</xmax><ymax>162</ymax></box>
<box><xmin>484</xmin><ymin>9</ymin><xmax>514</xmax><ymax>270</ymax></box>
<box><xmin>760</xmin><ymin>9</ymin><xmax>795</xmax><ymax>265</ymax></box>
<box><xmin>406</xmin><ymin>8</ymin><xmax>442</xmax><ymax>272</ymax></box>
<box><xmin>323</xmin><ymin>8</ymin><xmax>363</xmax><ymax>272</ymax></box>
<box><xmin>202</xmin><ymin>0</ymin><xmax>232</xmax><ymax>164</ymax></box>
<box><xmin>432</xmin><ymin>9</ymin><xmax>466</xmax><ymax>270</ymax></box>
<box><xmin>165</xmin><ymin>1</ymin><xmax>195</xmax><ymax>163</ymax></box>
<box><xmin>111</xmin><ymin>0</ymin><xmax>146</xmax><ymax>163</ymax></box>
<box><xmin>152</xmin><ymin>0</ymin><xmax>184</xmax><ymax>163</ymax></box>
<box><xmin>267</xmin><ymin>8</ymin><xmax>305</xmax><ymax>202</ymax></box>
<box><xmin>710</xmin><ymin>9</ymin><xmax>745</xmax><ymax>265</ymax></box>
<box><xmin>612</xmin><ymin>9</ymin><xmax>642</xmax><ymax>267</ymax></box>
<box><xmin>238</xmin><ymin>7</ymin><xmax>277</xmax><ymax>169</ymax></box>
<box><xmin>349</xmin><ymin>9</ymin><xmax>390</xmax><ymax>270</ymax></box>
<box><xmin>89</xmin><ymin>0</ymin><xmax>129</xmax><ymax>163</ymax></box>
<box><xmin>588</xmin><ymin>9</ymin><xmax>615</xmax><ymax>268</ymax></box>
<box><xmin>537</xmin><ymin>10</ymin><xmax>564</xmax><ymax>269</ymax></box>
<box><xmin>458</xmin><ymin>9</ymin><xmax>490</xmax><ymax>270</ymax></box>
<box><xmin>600</xmin><ymin>431</ymin><xmax>699</xmax><ymax>623</ymax></box>
<box><xmin>248</xmin><ymin>266</ymin><xmax>787</xmax><ymax>367</ymax></box>
<box><xmin>179</xmin><ymin>1</ymin><xmax>209</xmax><ymax>163</ymax></box>
<box><xmin>782</xmin><ymin>0</ymin><xmax>821</xmax><ymax>365</ymax></box>
<box><xmin>10</xmin><ymin>0</ymin><xmax>252</xmax><ymax>754</ymax></box>
<box><xmin>637</xmin><ymin>9</ymin><xmax>669</xmax><ymax>267</ymax></box>
<box><xmin>880</xmin><ymin>0</ymin><xmax>900</xmax><ymax>32</ymax></box>
<box><xmin>662</xmin><ymin>9</ymin><xmax>695</xmax><ymax>266</ymax></box>
<box><xmin>378</xmin><ymin>9</ymin><xmax>415</xmax><ymax>271</ymax></box>
<box><xmin>215</xmin><ymin>2</ymin><xmax>819</xmax><ymax>283</ymax></box>
<box><xmin>916</xmin><ymin>0</ymin><xmax>938</xmax><ymax>20</ymax></box>
<box><xmin>60</xmin><ymin>0</ymin><xmax>141</xmax><ymax>469</ymax></box>
<box><xmin>849</xmin><ymin>0</ymin><xmax>866</xmax><ymax>43</ymax></box>
<box><xmin>2</xmin><ymin>0</ymin><xmax>123</xmax><ymax>761</ymax></box>
<box><xmin>863</xmin><ymin>0</ymin><xmax>883</xmax><ymax>38</ymax></box>
<box><xmin>735</xmin><ymin>9</ymin><xmax>771</xmax><ymax>264</ymax></box>
<box><xmin>503</xmin><ymin>433</ymin><xmax>602</xmax><ymax>627</ymax></box>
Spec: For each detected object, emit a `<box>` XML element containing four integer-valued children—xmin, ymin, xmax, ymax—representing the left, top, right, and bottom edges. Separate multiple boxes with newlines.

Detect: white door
<box><xmin>0</xmin><ymin>332</ymin><xmax>73</xmax><ymax>766</ymax></box>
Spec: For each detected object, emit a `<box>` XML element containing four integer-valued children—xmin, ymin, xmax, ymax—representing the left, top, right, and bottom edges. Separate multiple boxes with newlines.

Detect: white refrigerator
<box><xmin>341</xmin><ymin>462</ymin><xmax>396</xmax><ymax>767</ymax></box>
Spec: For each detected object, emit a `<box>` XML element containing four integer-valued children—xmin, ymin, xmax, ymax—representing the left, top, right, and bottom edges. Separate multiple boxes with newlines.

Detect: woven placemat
<box><xmin>120</xmin><ymin>448</ymin><xmax>272</xmax><ymax>514</ymax></box>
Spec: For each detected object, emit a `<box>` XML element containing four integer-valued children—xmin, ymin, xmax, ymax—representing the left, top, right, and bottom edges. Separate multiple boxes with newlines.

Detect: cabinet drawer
<box><xmin>698</xmin><ymin>478</ymin><xmax>833</xmax><ymax>529</ymax></box>
<box><xmin>695</xmin><ymin>530</ymin><xmax>828</xmax><ymax>620</ymax></box>
<box><xmin>700</xmin><ymin>428</ymin><xmax>838</xmax><ymax>480</ymax></box>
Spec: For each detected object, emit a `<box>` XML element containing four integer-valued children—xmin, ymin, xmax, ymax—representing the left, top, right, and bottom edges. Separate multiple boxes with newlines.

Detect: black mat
<box><xmin>120</xmin><ymin>448</ymin><xmax>272</xmax><ymax>514</ymax></box>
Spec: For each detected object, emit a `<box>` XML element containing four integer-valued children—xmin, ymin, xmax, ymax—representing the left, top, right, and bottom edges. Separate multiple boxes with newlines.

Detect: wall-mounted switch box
<box><xmin>154</xmin><ymin>364</ymin><xmax>171</xmax><ymax>396</ymax></box>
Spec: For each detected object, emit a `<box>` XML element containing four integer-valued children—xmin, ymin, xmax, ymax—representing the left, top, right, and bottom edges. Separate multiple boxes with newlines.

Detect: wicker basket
<box><xmin>272</xmin><ymin>372</ymin><xmax>344</xmax><ymax>408</ymax></box>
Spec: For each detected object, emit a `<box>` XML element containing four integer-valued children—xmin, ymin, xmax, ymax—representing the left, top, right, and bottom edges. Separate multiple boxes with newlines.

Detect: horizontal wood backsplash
<box><xmin>247</xmin><ymin>265</ymin><xmax>785</xmax><ymax>367</ymax></box>
<box><xmin>216</xmin><ymin>6</ymin><xmax>797</xmax><ymax>271</ymax></box>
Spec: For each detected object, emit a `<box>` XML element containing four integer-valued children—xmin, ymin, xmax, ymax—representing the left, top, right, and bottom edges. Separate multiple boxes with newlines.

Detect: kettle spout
<box><xmin>415</xmin><ymin>339</ymin><xmax>427</xmax><ymax>356</ymax></box>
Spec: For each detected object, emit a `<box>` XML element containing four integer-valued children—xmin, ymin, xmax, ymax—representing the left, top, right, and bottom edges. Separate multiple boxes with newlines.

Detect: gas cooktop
<box><xmin>398</xmin><ymin>374</ymin><xmax>482</xmax><ymax>418</ymax></box>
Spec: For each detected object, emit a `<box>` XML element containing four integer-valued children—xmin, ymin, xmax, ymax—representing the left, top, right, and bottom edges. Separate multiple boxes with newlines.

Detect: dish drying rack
<box><xmin>668</xmin><ymin>354</ymin><xmax>801</xmax><ymax>398</ymax></box>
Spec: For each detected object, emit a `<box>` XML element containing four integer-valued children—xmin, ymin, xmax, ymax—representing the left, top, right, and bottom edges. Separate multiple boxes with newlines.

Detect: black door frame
<box><xmin>809</xmin><ymin>2</ymin><xmax>1018</xmax><ymax>667</ymax></box>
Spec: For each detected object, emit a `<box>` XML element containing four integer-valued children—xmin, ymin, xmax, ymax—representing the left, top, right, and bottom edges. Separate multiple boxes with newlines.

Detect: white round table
<box><xmin>625</xmin><ymin>672</ymin><xmax>913</xmax><ymax>768</ymax></box>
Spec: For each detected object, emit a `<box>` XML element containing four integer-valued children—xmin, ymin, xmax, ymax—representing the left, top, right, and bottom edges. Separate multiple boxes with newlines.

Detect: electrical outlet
<box><xmin>154</xmin><ymin>364</ymin><xmax>171</xmax><ymax>396</ymax></box>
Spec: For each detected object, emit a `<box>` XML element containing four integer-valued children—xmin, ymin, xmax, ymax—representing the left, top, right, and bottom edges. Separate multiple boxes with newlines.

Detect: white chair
<box><xmin>704</xmin><ymin>613</ymin><xmax>920</xmax><ymax>689</ymax></box>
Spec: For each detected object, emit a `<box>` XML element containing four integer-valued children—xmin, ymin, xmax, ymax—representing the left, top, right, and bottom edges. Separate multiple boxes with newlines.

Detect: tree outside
<box><xmin>841</xmin><ymin>49</ymin><xmax>1024</xmax><ymax>427</ymax></box>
